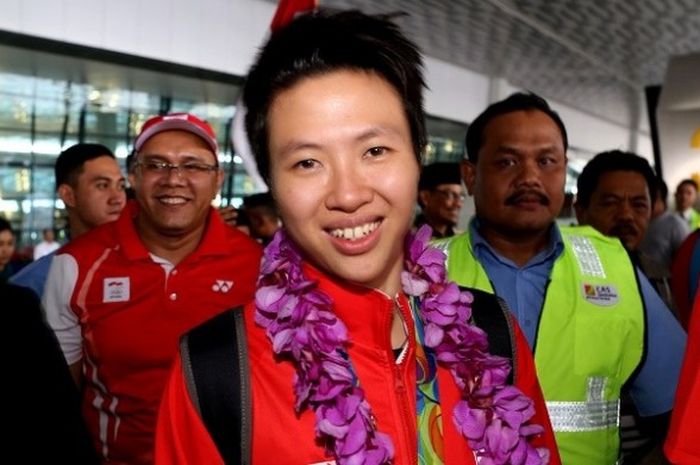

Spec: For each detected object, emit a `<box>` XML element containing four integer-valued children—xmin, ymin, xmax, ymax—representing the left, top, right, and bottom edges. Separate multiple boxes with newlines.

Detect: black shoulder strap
<box><xmin>180</xmin><ymin>307</ymin><xmax>250</xmax><ymax>465</ymax></box>
<box><xmin>461</xmin><ymin>286</ymin><xmax>517</xmax><ymax>384</ymax></box>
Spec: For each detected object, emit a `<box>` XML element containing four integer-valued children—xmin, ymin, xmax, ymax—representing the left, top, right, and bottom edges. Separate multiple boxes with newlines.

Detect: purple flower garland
<box><xmin>255</xmin><ymin>225</ymin><xmax>549</xmax><ymax>465</ymax></box>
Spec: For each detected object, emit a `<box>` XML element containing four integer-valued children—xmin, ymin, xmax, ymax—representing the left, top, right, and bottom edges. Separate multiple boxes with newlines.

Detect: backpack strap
<box><xmin>180</xmin><ymin>307</ymin><xmax>250</xmax><ymax>465</ymax></box>
<box><xmin>463</xmin><ymin>287</ymin><xmax>517</xmax><ymax>384</ymax></box>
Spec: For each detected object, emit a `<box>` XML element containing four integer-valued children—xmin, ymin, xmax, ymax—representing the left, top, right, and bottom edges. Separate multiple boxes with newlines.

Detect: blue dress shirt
<box><xmin>469</xmin><ymin>220</ymin><xmax>687</xmax><ymax>416</ymax></box>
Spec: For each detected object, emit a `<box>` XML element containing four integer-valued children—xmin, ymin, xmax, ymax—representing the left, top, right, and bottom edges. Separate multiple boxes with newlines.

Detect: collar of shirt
<box><xmin>469</xmin><ymin>218</ymin><xmax>564</xmax><ymax>268</ymax></box>
<box><xmin>117</xmin><ymin>200</ymin><xmax>234</xmax><ymax>262</ymax></box>
<box><xmin>468</xmin><ymin>218</ymin><xmax>565</xmax><ymax>348</ymax></box>
<box><xmin>679</xmin><ymin>208</ymin><xmax>694</xmax><ymax>221</ymax></box>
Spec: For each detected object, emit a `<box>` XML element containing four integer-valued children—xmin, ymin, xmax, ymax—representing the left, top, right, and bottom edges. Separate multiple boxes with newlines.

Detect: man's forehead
<box><xmin>138</xmin><ymin>130</ymin><xmax>215</xmax><ymax>154</ymax></box>
<box><xmin>595</xmin><ymin>170</ymin><xmax>650</xmax><ymax>193</ymax></box>
<box><xmin>483</xmin><ymin>110</ymin><xmax>564</xmax><ymax>145</ymax></box>
<box><xmin>433</xmin><ymin>183</ymin><xmax>463</xmax><ymax>190</ymax></box>
<box><xmin>79</xmin><ymin>157</ymin><xmax>123</xmax><ymax>180</ymax></box>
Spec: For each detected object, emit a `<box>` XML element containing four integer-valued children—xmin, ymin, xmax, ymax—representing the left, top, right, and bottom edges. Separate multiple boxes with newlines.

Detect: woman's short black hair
<box><xmin>243</xmin><ymin>9</ymin><xmax>427</xmax><ymax>183</ymax></box>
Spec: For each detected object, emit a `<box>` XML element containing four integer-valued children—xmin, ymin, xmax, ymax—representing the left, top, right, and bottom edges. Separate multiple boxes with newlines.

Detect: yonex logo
<box><xmin>212</xmin><ymin>280</ymin><xmax>234</xmax><ymax>293</ymax></box>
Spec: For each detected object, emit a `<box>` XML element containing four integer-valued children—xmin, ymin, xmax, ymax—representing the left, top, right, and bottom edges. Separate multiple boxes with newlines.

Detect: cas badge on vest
<box><xmin>582</xmin><ymin>283</ymin><xmax>619</xmax><ymax>306</ymax></box>
<box><xmin>103</xmin><ymin>277</ymin><xmax>130</xmax><ymax>303</ymax></box>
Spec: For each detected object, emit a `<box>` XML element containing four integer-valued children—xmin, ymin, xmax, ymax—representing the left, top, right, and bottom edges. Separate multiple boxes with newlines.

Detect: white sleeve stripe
<box><xmin>43</xmin><ymin>254</ymin><xmax>82</xmax><ymax>364</ymax></box>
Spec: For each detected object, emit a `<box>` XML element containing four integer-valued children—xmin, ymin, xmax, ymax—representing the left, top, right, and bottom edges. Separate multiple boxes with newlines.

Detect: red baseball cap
<box><xmin>134</xmin><ymin>113</ymin><xmax>219</xmax><ymax>154</ymax></box>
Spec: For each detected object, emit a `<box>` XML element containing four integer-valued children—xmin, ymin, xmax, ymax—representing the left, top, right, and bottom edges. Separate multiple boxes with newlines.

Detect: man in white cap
<box><xmin>42</xmin><ymin>113</ymin><xmax>262</xmax><ymax>465</ymax></box>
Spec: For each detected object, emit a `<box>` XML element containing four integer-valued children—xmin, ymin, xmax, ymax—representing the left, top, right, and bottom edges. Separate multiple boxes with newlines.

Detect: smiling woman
<box><xmin>155</xmin><ymin>9</ymin><xmax>561</xmax><ymax>465</ymax></box>
<box><xmin>267</xmin><ymin>70</ymin><xmax>418</xmax><ymax>295</ymax></box>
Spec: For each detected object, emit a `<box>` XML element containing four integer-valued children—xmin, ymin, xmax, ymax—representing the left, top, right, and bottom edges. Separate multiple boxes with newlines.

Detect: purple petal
<box><xmin>424</xmin><ymin>323</ymin><xmax>445</xmax><ymax>347</ymax></box>
<box><xmin>453</xmin><ymin>401</ymin><xmax>487</xmax><ymax>440</ymax></box>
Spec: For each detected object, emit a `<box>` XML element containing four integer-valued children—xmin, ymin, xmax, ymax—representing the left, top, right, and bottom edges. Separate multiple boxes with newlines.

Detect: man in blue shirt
<box><xmin>445</xmin><ymin>92</ymin><xmax>686</xmax><ymax>465</ymax></box>
<box><xmin>11</xmin><ymin>143</ymin><xmax>126</xmax><ymax>297</ymax></box>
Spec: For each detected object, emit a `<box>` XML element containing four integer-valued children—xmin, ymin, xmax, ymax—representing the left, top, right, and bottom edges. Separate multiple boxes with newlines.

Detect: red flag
<box><xmin>232</xmin><ymin>0</ymin><xmax>317</xmax><ymax>192</ymax></box>
<box><xmin>270</xmin><ymin>0</ymin><xmax>317</xmax><ymax>32</ymax></box>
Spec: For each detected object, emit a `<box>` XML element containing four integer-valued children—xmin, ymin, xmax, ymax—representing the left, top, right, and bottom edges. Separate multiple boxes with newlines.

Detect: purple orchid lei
<box><xmin>255</xmin><ymin>225</ymin><xmax>549</xmax><ymax>465</ymax></box>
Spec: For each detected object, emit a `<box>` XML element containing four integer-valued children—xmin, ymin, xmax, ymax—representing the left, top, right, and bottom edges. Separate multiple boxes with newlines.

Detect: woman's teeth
<box><xmin>330</xmin><ymin>221</ymin><xmax>380</xmax><ymax>240</ymax></box>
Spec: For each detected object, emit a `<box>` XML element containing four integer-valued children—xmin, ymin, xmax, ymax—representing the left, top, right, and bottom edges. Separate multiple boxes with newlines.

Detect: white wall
<box><xmin>658</xmin><ymin>53</ymin><xmax>700</xmax><ymax>208</ymax></box>
<box><xmin>0</xmin><ymin>0</ymin><xmax>275</xmax><ymax>76</ymax></box>
<box><xmin>423</xmin><ymin>57</ymin><xmax>491</xmax><ymax>123</ymax></box>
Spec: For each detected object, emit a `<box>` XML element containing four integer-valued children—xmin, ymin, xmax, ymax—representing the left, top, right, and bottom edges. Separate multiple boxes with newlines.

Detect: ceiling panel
<box><xmin>315</xmin><ymin>0</ymin><xmax>700</xmax><ymax>127</ymax></box>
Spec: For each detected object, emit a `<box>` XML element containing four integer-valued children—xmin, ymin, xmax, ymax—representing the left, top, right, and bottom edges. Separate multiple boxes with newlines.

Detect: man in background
<box><xmin>675</xmin><ymin>179</ymin><xmax>700</xmax><ymax>230</ymax></box>
<box><xmin>33</xmin><ymin>228</ymin><xmax>61</xmax><ymax>260</ymax></box>
<box><xmin>242</xmin><ymin>192</ymin><xmax>280</xmax><ymax>244</ymax></box>
<box><xmin>574</xmin><ymin>150</ymin><xmax>683</xmax><ymax>463</ymax></box>
<box><xmin>574</xmin><ymin>150</ymin><xmax>676</xmax><ymax>311</ymax></box>
<box><xmin>11</xmin><ymin>143</ymin><xmax>127</xmax><ymax>297</ymax></box>
<box><xmin>414</xmin><ymin>162</ymin><xmax>464</xmax><ymax>238</ymax></box>
<box><xmin>42</xmin><ymin>113</ymin><xmax>262</xmax><ymax>465</ymax></box>
<box><xmin>641</xmin><ymin>178</ymin><xmax>690</xmax><ymax>272</ymax></box>
<box><xmin>0</xmin><ymin>217</ymin><xmax>17</xmax><ymax>283</ymax></box>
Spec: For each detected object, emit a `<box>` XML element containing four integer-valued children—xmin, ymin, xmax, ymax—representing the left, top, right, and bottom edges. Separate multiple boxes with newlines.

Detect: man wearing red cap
<box><xmin>42</xmin><ymin>113</ymin><xmax>262</xmax><ymax>465</ymax></box>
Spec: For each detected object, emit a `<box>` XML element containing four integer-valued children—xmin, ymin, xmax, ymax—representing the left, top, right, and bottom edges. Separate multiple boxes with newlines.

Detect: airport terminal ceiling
<box><xmin>318</xmin><ymin>0</ymin><xmax>700</xmax><ymax>128</ymax></box>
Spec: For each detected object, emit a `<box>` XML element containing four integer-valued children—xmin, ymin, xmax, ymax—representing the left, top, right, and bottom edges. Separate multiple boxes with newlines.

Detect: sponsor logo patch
<box><xmin>212</xmin><ymin>279</ymin><xmax>234</xmax><ymax>293</ymax></box>
<box><xmin>103</xmin><ymin>277</ymin><xmax>130</xmax><ymax>302</ymax></box>
<box><xmin>582</xmin><ymin>283</ymin><xmax>619</xmax><ymax>306</ymax></box>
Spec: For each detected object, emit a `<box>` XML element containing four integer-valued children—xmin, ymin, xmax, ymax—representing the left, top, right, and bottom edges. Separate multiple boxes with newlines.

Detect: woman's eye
<box><xmin>366</xmin><ymin>146</ymin><xmax>387</xmax><ymax>157</ymax></box>
<box><xmin>295</xmin><ymin>159</ymin><xmax>318</xmax><ymax>170</ymax></box>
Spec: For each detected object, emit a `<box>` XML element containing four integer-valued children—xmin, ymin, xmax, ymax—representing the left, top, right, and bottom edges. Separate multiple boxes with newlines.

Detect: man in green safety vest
<box><xmin>438</xmin><ymin>92</ymin><xmax>686</xmax><ymax>465</ymax></box>
<box><xmin>675</xmin><ymin>179</ymin><xmax>700</xmax><ymax>231</ymax></box>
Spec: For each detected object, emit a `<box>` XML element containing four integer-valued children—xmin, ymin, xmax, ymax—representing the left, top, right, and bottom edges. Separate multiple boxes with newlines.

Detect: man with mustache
<box><xmin>574</xmin><ymin>150</ymin><xmax>683</xmax><ymax>463</ymax></box>
<box><xmin>438</xmin><ymin>93</ymin><xmax>686</xmax><ymax>465</ymax></box>
<box><xmin>575</xmin><ymin>151</ymin><xmax>676</xmax><ymax>311</ymax></box>
<box><xmin>675</xmin><ymin>179</ymin><xmax>700</xmax><ymax>230</ymax></box>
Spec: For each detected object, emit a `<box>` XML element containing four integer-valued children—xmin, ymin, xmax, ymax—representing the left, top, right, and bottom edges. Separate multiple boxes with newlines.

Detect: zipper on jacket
<box><xmin>388</xmin><ymin>296</ymin><xmax>416</xmax><ymax>464</ymax></box>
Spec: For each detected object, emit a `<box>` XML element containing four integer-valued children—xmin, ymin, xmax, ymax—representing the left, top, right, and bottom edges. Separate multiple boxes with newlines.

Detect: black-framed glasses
<box><xmin>134</xmin><ymin>160</ymin><xmax>219</xmax><ymax>177</ymax></box>
<box><xmin>432</xmin><ymin>189</ymin><xmax>466</xmax><ymax>202</ymax></box>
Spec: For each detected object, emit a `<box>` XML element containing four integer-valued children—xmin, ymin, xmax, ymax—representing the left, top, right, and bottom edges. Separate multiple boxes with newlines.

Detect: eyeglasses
<box><xmin>433</xmin><ymin>189</ymin><xmax>466</xmax><ymax>202</ymax></box>
<box><xmin>135</xmin><ymin>160</ymin><xmax>218</xmax><ymax>177</ymax></box>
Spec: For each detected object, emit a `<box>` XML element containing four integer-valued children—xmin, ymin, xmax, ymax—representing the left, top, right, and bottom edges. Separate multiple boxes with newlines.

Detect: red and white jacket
<box><xmin>156</xmin><ymin>266</ymin><xmax>561</xmax><ymax>465</ymax></box>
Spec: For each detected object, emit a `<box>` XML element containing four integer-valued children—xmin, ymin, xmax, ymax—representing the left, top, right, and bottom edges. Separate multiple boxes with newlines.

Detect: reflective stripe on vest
<box><xmin>546</xmin><ymin>376</ymin><xmax>620</xmax><ymax>432</ymax></box>
<box><xmin>546</xmin><ymin>399</ymin><xmax>620</xmax><ymax>432</ymax></box>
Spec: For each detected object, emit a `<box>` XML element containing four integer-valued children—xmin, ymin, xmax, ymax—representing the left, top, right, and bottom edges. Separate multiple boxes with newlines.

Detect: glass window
<box><xmin>424</xmin><ymin>116</ymin><xmax>467</xmax><ymax>164</ymax></box>
<box><xmin>0</xmin><ymin>46</ymin><xmax>472</xmax><ymax>250</ymax></box>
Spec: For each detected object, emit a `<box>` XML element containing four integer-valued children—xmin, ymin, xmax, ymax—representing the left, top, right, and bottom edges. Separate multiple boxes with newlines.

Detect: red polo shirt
<box><xmin>43</xmin><ymin>202</ymin><xmax>262</xmax><ymax>464</ymax></box>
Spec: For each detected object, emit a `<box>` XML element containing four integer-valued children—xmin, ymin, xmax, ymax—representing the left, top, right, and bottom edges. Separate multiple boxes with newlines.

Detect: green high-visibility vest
<box><xmin>438</xmin><ymin>225</ymin><xmax>645</xmax><ymax>465</ymax></box>
<box><xmin>688</xmin><ymin>209</ymin><xmax>700</xmax><ymax>230</ymax></box>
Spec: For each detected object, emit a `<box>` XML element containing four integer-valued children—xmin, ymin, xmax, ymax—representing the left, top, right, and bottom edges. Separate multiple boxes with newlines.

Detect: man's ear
<box><xmin>57</xmin><ymin>184</ymin><xmax>76</xmax><ymax>208</ymax></box>
<box><xmin>461</xmin><ymin>160</ymin><xmax>476</xmax><ymax>196</ymax></box>
<box><xmin>127</xmin><ymin>172</ymin><xmax>137</xmax><ymax>192</ymax></box>
<box><xmin>573</xmin><ymin>200</ymin><xmax>586</xmax><ymax>225</ymax></box>
<box><xmin>418</xmin><ymin>190</ymin><xmax>431</xmax><ymax>208</ymax></box>
<box><xmin>215</xmin><ymin>168</ymin><xmax>225</xmax><ymax>199</ymax></box>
